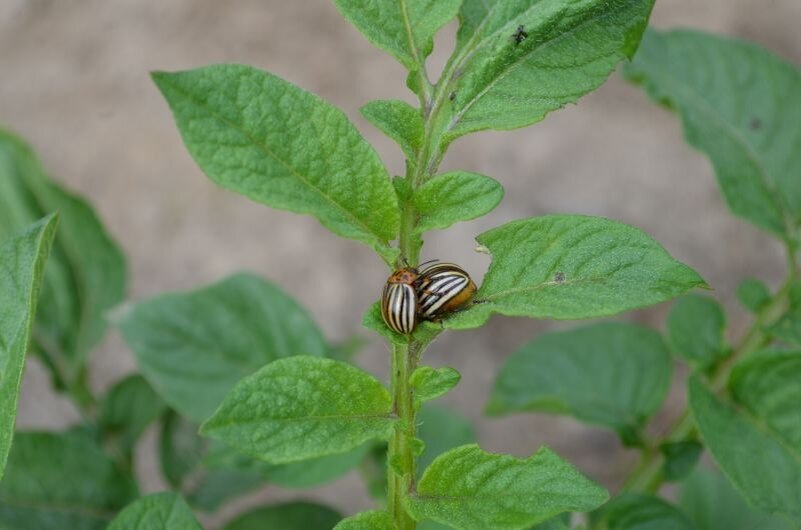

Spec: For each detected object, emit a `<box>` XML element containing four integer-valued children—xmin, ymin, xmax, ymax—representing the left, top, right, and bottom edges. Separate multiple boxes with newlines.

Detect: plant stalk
<box><xmin>624</xmin><ymin>247</ymin><xmax>797</xmax><ymax>492</ymax></box>
<box><xmin>388</xmin><ymin>341</ymin><xmax>419</xmax><ymax>529</ymax></box>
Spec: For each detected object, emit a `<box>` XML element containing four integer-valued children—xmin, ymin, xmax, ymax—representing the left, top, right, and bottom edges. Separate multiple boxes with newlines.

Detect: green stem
<box><xmin>624</xmin><ymin>249</ymin><xmax>797</xmax><ymax>492</ymax></box>
<box><xmin>388</xmin><ymin>341</ymin><xmax>420</xmax><ymax>529</ymax></box>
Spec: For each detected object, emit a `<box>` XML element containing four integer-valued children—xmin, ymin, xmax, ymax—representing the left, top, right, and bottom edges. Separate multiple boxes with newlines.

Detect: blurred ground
<box><xmin>1</xmin><ymin>0</ymin><xmax>800</xmax><ymax>524</ymax></box>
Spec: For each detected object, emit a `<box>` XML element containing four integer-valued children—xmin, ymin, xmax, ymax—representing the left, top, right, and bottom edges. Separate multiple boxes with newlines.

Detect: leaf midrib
<box><xmin>159</xmin><ymin>74</ymin><xmax>391</xmax><ymax>245</ymax></box>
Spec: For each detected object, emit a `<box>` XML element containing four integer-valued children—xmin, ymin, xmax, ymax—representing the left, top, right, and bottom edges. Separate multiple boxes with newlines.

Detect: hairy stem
<box><xmin>624</xmin><ymin>246</ymin><xmax>797</xmax><ymax>492</ymax></box>
<box><xmin>388</xmin><ymin>341</ymin><xmax>419</xmax><ymax>529</ymax></box>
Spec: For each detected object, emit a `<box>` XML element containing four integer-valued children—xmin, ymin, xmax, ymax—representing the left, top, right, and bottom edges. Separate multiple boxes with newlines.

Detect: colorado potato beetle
<box><xmin>380</xmin><ymin>267</ymin><xmax>420</xmax><ymax>334</ymax></box>
<box><xmin>416</xmin><ymin>262</ymin><xmax>477</xmax><ymax>319</ymax></box>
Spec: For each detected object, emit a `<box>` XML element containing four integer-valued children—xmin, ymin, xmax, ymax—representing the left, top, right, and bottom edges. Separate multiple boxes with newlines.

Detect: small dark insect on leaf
<box><xmin>513</xmin><ymin>25</ymin><xmax>528</xmax><ymax>45</ymax></box>
<box><xmin>554</xmin><ymin>271</ymin><xmax>566</xmax><ymax>283</ymax></box>
<box><xmin>749</xmin><ymin>117</ymin><xmax>762</xmax><ymax>130</ymax></box>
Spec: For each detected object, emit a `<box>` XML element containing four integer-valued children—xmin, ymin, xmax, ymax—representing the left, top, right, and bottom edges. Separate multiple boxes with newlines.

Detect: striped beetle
<box><xmin>380</xmin><ymin>267</ymin><xmax>420</xmax><ymax>334</ymax></box>
<box><xmin>416</xmin><ymin>262</ymin><xmax>477</xmax><ymax>320</ymax></box>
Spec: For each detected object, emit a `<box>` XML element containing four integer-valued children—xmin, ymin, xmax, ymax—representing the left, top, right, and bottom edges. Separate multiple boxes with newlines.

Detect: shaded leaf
<box><xmin>445</xmin><ymin>216</ymin><xmax>705</xmax><ymax>329</ymax></box>
<box><xmin>159</xmin><ymin>411</ymin><xmax>204</xmax><ymax>489</ymax></box>
<box><xmin>0</xmin><ymin>215</ymin><xmax>57</xmax><ymax>480</ymax></box>
<box><xmin>729</xmin><ymin>350</ymin><xmax>801</xmax><ymax>450</ymax></box>
<box><xmin>405</xmin><ymin>444</ymin><xmax>608</xmax><ymax>530</ymax></box>
<box><xmin>736</xmin><ymin>278</ymin><xmax>771</xmax><ymax>313</ymax></box>
<box><xmin>152</xmin><ymin>65</ymin><xmax>399</xmax><ymax>262</ymax></box>
<box><xmin>666</xmin><ymin>294</ymin><xmax>727</xmax><ymax>368</ymax></box>
<box><xmin>487</xmin><ymin>322</ymin><xmax>672</xmax><ymax>444</ymax></box>
<box><xmin>679</xmin><ymin>468</ymin><xmax>794</xmax><ymax>530</ymax></box>
<box><xmin>100</xmin><ymin>374</ymin><xmax>167</xmax><ymax>457</ymax></box>
<box><xmin>222</xmin><ymin>501</ymin><xmax>343</xmax><ymax>530</ymax></box>
<box><xmin>117</xmin><ymin>273</ymin><xmax>328</xmax><ymax>422</ymax></box>
<box><xmin>689</xmin><ymin>378</ymin><xmax>801</xmax><ymax>522</ymax></box>
<box><xmin>594</xmin><ymin>492</ymin><xmax>695</xmax><ymax>530</ymax></box>
<box><xmin>108</xmin><ymin>492</ymin><xmax>201</xmax><ymax>530</ymax></box>
<box><xmin>201</xmin><ymin>356</ymin><xmax>395</xmax><ymax>464</ymax></box>
<box><xmin>625</xmin><ymin>30</ymin><xmax>801</xmax><ymax>237</ymax></box>
<box><xmin>0</xmin><ymin>129</ymin><xmax>126</xmax><ymax>382</ymax></box>
<box><xmin>0</xmin><ymin>432</ymin><xmax>137</xmax><ymax>530</ymax></box>
<box><xmin>414</xmin><ymin>171</ymin><xmax>504</xmax><ymax>233</ymax></box>
<box><xmin>417</xmin><ymin>405</ymin><xmax>475</xmax><ymax>474</ymax></box>
<box><xmin>660</xmin><ymin>441</ymin><xmax>702</xmax><ymax>483</ymax></box>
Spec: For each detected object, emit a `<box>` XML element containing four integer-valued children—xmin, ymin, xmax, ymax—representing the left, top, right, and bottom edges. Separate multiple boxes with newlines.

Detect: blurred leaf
<box><xmin>100</xmin><ymin>374</ymin><xmax>167</xmax><ymax>458</ymax></box>
<box><xmin>417</xmin><ymin>405</ymin><xmax>476</xmax><ymax>475</ymax></box>
<box><xmin>488</xmin><ymin>322</ymin><xmax>672</xmax><ymax>444</ymax></box>
<box><xmin>187</xmin><ymin>468</ymin><xmax>263</xmax><ymax>513</ymax></box>
<box><xmin>445</xmin><ymin>216</ymin><xmax>706</xmax><ymax>329</ymax></box>
<box><xmin>736</xmin><ymin>278</ymin><xmax>771</xmax><ymax>313</ymax></box>
<box><xmin>666</xmin><ymin>294</ymin><xmax>727</xmax><ymax>368</ymax></box>
<box><xmin>660</xmin><ymin>441</ymin><xmax>702</xmax><ymax>483</ymax></box>
<box><xmin>0</xmin><ymin>216</ymin><xmax>57</xmax><ymax>480</ymax></box>
<box><xmin>729</xmin><ymin>350</ymin><xmax>801</xmax><ymax>449</ymax></box>
<box><xmin>679</xmin><ymin>468</ymin><xmax>795</xmax><ymax>530</ymax></box>
<box><xmin>689</xmin><ymin>378</ymin><xmax>801</xmax><ymax>523</ymax></box>
<box><xmin>0</xmin><ymin>432</ymin><xmax>137</xmax><ymax>530</ymax></box>
<box><xmin>117</xmin><ymin>273</ymin><xmax>328</xmax><ymax>422</ymax></box>
<box><xmin>108</xmin><ymin>492</ymin><xmax>201</xmax><ymax>530</ymax></box>
<box><xmin>0</xmin><ymin>129</ymin><xmax>126</xmax><ymax>383</ymax></box>
<box><xmin>625</xmin><ymin>30</ymin><xmax>801</xmax><ymax>238</ymax></box>
<box><xmin>446</xmin><ymin>0</ymin><xmax>655</xmax><ymax>139</ymax></box>
<box><xmin>224</xmin><ymin>501</ymin><xmax>343</xmax><ymax>530</ymax></box>
<box><xmin>594</xmin><ymin>492</ymin><xmax>695</xmax><ymax>530</ymax></box>
<box><xmin>153</xmin><ymin>65</ymin><xmax>399</xmax><ymax>263</ymax></box>
<box><xmin>405</xmin><ymin>444</ymin><xmax>608</xmax><ymax>530</ymax></box>
<box><xmin>361</xmin><ymin>100</ymin><xmax>423</xmax><ymax>160</ymax></box>
<box><xmin>413</xmin><ymin>172</ymin><xmax>504</xmax><ymax>233</ymax></box>
<box><xmin>159</xmin><ymin>411</ymin><xmax>204</xmax><ymax>489</ymax></box>
<box><xmin>767</xmin><ymin>282</ymin><xmax>801</xmax><ymax>345</ymax></box>
<box><xmin>201</xmin><ymin>356</ymin><xmax>395</xmax><ymax>464</ymax></box>
<box><xmin>332</xmin><ymin>0</ymin><xmax>460</xmax><ymax>70</ymax></box>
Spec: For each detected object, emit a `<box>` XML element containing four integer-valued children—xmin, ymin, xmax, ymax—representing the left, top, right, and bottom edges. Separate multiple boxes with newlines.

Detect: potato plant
<box><xmin>0</xmin><ymin>2</ymin><xmax>799</xmax><ymax>530</ymax></box>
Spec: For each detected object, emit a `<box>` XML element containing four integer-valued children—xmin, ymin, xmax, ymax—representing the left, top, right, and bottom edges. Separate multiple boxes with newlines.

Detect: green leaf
<box><xmin>679</xmin><ymin>468</ymin><xmax>795</xmax><ymax>530</ymax></box>
<box><xmin>446</xmin><ymin>0</ymin><xmax>655</xmax><ymax>140</ymax></box>
<box><xmin>487</xmin><ymin>322</ymin><xmax>672</xmax><ymax>443</ymax></box>
<box><xmin>100</xmin><ymin>374</ymin><xmax>167</xmax><ymax>457</ymax></box>
<box><xmin>158</xmin><ymin>411</ymin><xmax>205</xmax><ymax>489</ymax></box>
<box><xmin>768</xmin><ymin>283</ymin><xmax>801</xmax><ymax>345</ymax></box>
<box><xmin>0</xmin><ymin>215</ymin><xmax>57</xmax><ymax>480</ymax></box>
<box><xmin>417</xmin><ymin>405</ymin><xmax>475</xmax><ymax>474</ymax></box>
<box><xmin>204</xmin><ymin>439</ymin><xmax>372</xmax><ymax>489</ymax></box>
<box><xmin>413</xmin><ymin>171</ymin><xmax>504</xmax><ymax>233</ymax></box>
<box><xmin>410</xmin><ymin>366</ymin><xmax>461</xmax><ymax>407</ymax></box>
<box><xmin>116</xmin><ymin>273</ymin><xmax>328</xmax><ymax>422</ymax></box>
<box><xmin>594</xmin><ymin>492</ymin><xmax>695</xmax><ymax>530</ymax></box>
<box><xmin>201</xmin><ymin>356</ymin><xmax>395</xmax><ymax>464</ymax></box>
<box><xmin>188</xmin><ymin>468</ymin><xmax>263</xmax><ymax>512</ymax></box>
<box><xmin>736</xmin><ymin>278</ymin><xmax>771</xmax><ymax>313</ymax></box>
<box><xmin>152</xmin><ymin>65</ymin><xmax>400</xmax><ymax>262</ymax></box>
<box><xmin>625</xmin><ymin>30</ymin><xmax>801</xmax><ymax>237</ymax></box>
<box><xmin>660</xmin><ymin>441</ymin><xmax>702</xmax><ymax>483</ymax></box>
<box><xmin>666</xmin><ymin>294</ymin><xmax>727</xmax><ymax>368</ymax></box>
<box><xmin>0</xmin><ymin>130</ymin><xmax>126</xmax><ymax>382</ymax></box>
<box><xmin>361</xmin><ymin>100</ymin><xmax>423</xmax><ymax>160</ymax></box>
<box><xmin>108</xmin><ymin>492</ymin><xmax>201</xmax><ymax>530</ymax></box>
<box><xmin>334</xmin><ymin>509</ymin><xmax>395</xmax><ymax>530</ymax></box>
<box><xmin>0</xmin><ymin>432</ymin><xmax>137</xmax><ymax>530</ymax></box>
<box><xmin>689</xmin><ymin>378</ymin><xmax>801</xmax><ymax>522</ymax></box>
<box><xmin>405</xmin><ymin>444</ymin><xmax>608</xmax><ymax>530</ymax></box>
<box><xmin>445</xmin><ymin>216</ymin><xmax>705</xmax><ymax>329</ymax></box>
<box><xmin>222</xmin><ymin>501</ymin><xmax>343</xmax><ymax>530</ymax></box>
<box><xmin>729</xmin><ymin>350</ymin><xmax>801</xmax><ymax>450</ymax></box>
<box><xmin>332</xmin><ymin>0</ymin><xmax>461</xmax><ymax>71</ymax></box>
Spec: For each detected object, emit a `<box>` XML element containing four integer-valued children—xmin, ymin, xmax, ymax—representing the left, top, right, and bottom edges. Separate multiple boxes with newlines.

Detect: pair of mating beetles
<box><xmin>381</xmin><ymin>261</ymin><xmax>477</xmax><ymax>334</ymax></box>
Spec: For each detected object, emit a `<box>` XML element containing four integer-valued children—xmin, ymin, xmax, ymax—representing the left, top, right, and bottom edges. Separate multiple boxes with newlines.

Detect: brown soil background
<box><xmin>2</xmin><ymin>0</ymin><xmax>800</xmax><ymax>525</ymax></box>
